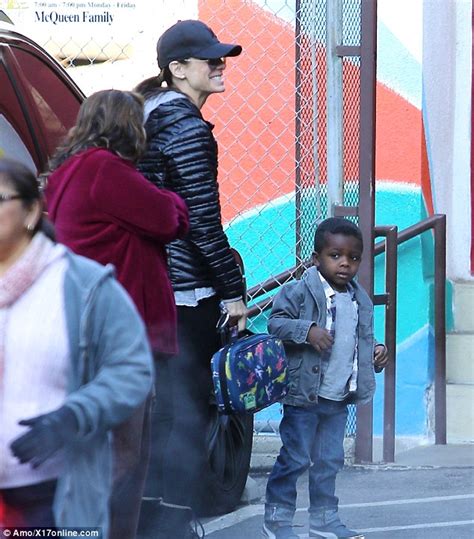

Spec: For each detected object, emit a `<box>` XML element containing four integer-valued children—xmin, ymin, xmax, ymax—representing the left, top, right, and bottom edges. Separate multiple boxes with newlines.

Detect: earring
<box><xmin>26</xmin><ymin>223</ymin><xmax>34</xmax><ymax>231</ymax></box>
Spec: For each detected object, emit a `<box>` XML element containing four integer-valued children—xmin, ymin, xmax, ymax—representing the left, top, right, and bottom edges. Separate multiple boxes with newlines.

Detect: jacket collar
<box><xmin>302</xmin><ymin>266</ymin><xmax>358</xmax><ymax>305</ymax></box>
<box><xmin>144</xmin><ymin>90</ymin><xmax>204</xmax><ymax>128</ymax></box>
<box><xmin>301</xmin><ymin>266</ymin><xmax>327</xmax><ymax>307</ymax></box>
<box><xmin>143</xmin><ymin>90</ymin><xmax>187</xmax><ymax>122</ymax></box>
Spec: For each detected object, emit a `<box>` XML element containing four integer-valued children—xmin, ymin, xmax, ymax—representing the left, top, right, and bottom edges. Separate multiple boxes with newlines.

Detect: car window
<box><xmin>11</xmin><ymin>47</ymin><xmax>81</xmax><ymax>157</ymax></box>
<box><xmin>0</xmin><ymin>113</ymin><xmax>37</xmax><ymax>173</ymax></box>
<box><xmin>0</xmin><ymin>54</ymin><xmax>39</xmax><ymax>169</ymax></box>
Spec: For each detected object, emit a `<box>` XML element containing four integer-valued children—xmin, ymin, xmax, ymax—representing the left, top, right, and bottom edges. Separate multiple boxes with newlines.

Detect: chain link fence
<box><xmin>6</xmin><ymin>0</ymin><xmax>364</xmax><ymax>436</ymax></box>
<box><xmin>201</xmin><ymin>0</ymin><xmax>363</xmax><ymax>435</ymax></box>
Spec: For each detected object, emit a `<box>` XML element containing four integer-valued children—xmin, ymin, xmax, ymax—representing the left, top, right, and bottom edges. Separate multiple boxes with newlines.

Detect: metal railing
<box><xmin>371</xmin><ymin>225</ymin><xmax>398</xmax><ymax>463</ymax></box>
<box><xmin>245</xmin><ymin>214</ymin><xmax>447</xmax><ymax>461</ymax></box>
<box><xmin>373</xmin><ymin>214</ymin><xmax>447</xmax><ymax>457</ymax></box>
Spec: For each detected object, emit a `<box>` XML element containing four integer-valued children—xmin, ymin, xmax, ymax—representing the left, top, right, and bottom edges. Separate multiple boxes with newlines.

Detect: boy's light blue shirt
<box><xmin>317</xmin><ymin>272</ymin><xmax>359</xmax><ymax>397</ymax></box>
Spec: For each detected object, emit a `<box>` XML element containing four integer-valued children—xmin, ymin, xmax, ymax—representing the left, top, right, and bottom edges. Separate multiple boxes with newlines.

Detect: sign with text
<box><xmin>2</xmin><ymin>1</ymin><xmax>138</xmax><ymax>27</ymax></box>
<box><xmin>0</xmin><ymin>0</ymin><xmax>141</xmax><ymax>60</ymax></box>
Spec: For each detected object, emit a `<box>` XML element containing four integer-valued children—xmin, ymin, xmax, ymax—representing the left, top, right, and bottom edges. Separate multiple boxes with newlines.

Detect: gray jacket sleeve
<box><xmin>268</xmin><ymin>280</ymin><xmax>315</xmax><ymax>345</ymax></box>
<box><xmin>65</xmin><ymin>278</ymin><xmax>153</xmax><ymax>437</ymax></box>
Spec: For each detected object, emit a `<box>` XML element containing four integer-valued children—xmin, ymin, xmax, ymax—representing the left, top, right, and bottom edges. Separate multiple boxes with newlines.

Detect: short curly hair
<box><xmin>313</xmin><ymin>217</ymin><xmax>363</xmax><ymax>253</ymax></box>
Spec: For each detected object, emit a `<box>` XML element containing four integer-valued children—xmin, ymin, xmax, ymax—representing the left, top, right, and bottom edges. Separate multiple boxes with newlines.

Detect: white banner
<box><xmin>1</xmin><ymin>1</ymin><xmax>140</xmax><ymax>60</ymax></box>
<box><xmin>0</xmin><ymin>0</ymin><xmax>198</xmax><ymax>92</ymax></box>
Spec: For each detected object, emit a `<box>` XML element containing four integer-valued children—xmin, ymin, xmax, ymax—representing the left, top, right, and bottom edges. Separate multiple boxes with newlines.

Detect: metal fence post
<box><xmin>355</xmin><ymin>0</ymin><xmax>378</xmax><ymax>464</ymax></box>
<box><xmin>374</xmin><ymin>225</ymin><xmax>398</xmax><ymax>463</ymax></box>
<box><xmin>326</xmin><ymin>0</ymin><xmax>344</xmax><ymax>214</ymax></box>
<box><xmin>434</xmin><ymin>215</ymin><xmax>447</xmax><ymax>444</ymax></box>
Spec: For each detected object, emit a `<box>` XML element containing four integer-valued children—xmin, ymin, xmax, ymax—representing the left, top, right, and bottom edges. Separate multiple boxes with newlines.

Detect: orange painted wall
<box><xmin>199</xmin><ymin>0</ymin><xmax>429</xmax><ymax>221</ymax></box>
<box><xmin>199</xmin><ymin>0</ymin><xmax>295</xmax><ymax>222</ymax></box>
<box><xmin>375</xmin><ymin>82</ymin><xmax>422</xmax><ymax>185</ymax></box>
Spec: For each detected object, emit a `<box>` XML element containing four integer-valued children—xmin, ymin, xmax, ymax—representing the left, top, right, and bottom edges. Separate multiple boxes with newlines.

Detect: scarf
<box><xmin>0</xmin><ymin>233</ymin><xmax>64</xmax><ymax>382</ymax></box>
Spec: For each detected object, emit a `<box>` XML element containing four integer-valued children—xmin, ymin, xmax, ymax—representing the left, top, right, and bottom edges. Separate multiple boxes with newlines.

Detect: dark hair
<box><xmin>0</xmin><ymin>158</ymin><xmax>49</xmax><ymax>237</ymax></box>
<box><xmin>48</xmin><ymin>89</ymin><xmax>146</xmax><ymax>172</ymax></box>
<box><xmin>313</xmin><ymin>217</ymin><xmax>363</xmax><ymax>253</ymax></box>
<box><xmin>134</xmin><ymin>63</ymin><xmax>188</xmax><ymax>100</ymax></box>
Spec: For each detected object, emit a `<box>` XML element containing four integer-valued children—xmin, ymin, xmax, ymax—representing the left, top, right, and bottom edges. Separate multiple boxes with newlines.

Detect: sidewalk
<box><xmin>209</xmin><ymin>440</ymin><xmax>474</xmax><ymax>537</ymax></box>
<box><xmin>249</xmin><ymin>435</ymin><xmax>474</xmax><ymax>472</ymax></box>
<box><xmin>393</xmin><ymin>442</ymin><xmax>474</xmax><ymax>468</ymax></box>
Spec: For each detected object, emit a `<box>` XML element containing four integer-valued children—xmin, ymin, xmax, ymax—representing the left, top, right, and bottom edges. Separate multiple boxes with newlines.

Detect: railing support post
<box><xmin>374</xmin><ymin>225</ymin><xmax>398</xmax><ymax>463</ymax></box>
<box><xmin>434</xmin><ymin>215</ymin><xmax>447</xmax><ymax>444</ymax></box>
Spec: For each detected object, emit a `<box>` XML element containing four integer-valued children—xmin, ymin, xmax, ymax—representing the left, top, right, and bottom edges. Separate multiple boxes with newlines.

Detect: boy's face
<box><xmin>312</xmin><ymin>232</ymin><xmax>363</xmax><ymax>292</ymax></box>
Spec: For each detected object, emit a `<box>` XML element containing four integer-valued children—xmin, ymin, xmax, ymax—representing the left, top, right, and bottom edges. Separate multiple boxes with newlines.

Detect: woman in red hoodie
<box><xmin>45</xmin><ymin>89</ymin><xmax>189</xmax><ymax>539</ymax></box>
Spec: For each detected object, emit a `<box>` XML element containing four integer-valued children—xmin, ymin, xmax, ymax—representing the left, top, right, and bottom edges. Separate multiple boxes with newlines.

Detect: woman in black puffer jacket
<box><xmin>135</xmin><ymin>19</ymin><xmax>247</xmax><ymax>539</ymax></box>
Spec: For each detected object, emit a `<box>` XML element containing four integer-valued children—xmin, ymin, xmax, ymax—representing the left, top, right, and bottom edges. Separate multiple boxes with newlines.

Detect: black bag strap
<box><xmin>217</xmin><ymin>344</ymin><xmax>234</xmax><ymax>414</ymax></box>
<box><xmin>216</xmin><ymin>307</ymin><xmax>241</xmax><ymax>346</ymax></box>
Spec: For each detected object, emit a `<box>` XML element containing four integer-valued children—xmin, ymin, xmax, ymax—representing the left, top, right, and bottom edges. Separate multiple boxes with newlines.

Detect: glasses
<box><xmin>182</xmin><ymin>57</ymin><xmax>226</xmax><ymax>67</ymax></box>
<box><xmin>0</xmin><ymin>193</ymin><xmax>23</xmax><ymax>204</ymax></box>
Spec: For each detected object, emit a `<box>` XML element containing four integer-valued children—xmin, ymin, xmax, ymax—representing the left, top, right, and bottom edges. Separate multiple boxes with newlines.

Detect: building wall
<box><xmin>201</xmin><ymin>0</ymin><xmax>465</xmax><ymax>438</ymax></box>
<box><xmin>422</xmin><ymin>0</ymin><xmax>473</xmax><ymax>281</ymax></box>
<box><xmin>4</xmin><ymin>0</ymin><xmax>470</xmax><ymax>438</ymax></box>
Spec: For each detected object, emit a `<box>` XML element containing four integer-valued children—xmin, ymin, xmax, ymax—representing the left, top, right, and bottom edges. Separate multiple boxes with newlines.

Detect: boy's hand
<box><xmin>307</xmin><ymin>325</ymin><xmax>334</xmax><ymax>354</ymax></box>
<box><xmin>374</xmin><ymin>344</ymin><xmax>389</xmax><ymax>372</ymax></box>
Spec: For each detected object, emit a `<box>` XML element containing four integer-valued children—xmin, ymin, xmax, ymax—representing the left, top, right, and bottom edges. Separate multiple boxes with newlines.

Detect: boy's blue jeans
<box><xmin>265</xmin><ymin>398</ymin><xmax>348</xmax><ymax>527</ymax></box>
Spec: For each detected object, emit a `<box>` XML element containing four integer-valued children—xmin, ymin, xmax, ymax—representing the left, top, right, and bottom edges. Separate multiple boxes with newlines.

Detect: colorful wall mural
<box><xmin>4</xmin><ymin>0</ymin><xmax>468</xmax><ymax>441</ymax></box>
<box><xmin>199</xmin><ymin>0</ymin><xmax>440</xmax><ymax>438</ymax></box>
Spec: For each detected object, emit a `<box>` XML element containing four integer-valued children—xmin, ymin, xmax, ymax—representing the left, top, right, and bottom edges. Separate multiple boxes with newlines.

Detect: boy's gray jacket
<box><xmin>268</xmin><ymin>266</ymin><xmax>376</xmax><ymax>406</ymax></box>
<box><xmin>52</xmin><ymin>251</ymin><xmax>153</xmax><ymax>536</ymax></box>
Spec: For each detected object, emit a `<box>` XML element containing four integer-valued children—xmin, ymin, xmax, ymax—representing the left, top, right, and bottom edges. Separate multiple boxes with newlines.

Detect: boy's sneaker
<box><xmin>309</xmin><ymin>523</ymin><xmax>364</xmax><ymax>538</ymax></box>
<box><xmin>309</xmin><ymin>508</ymin><xmax>364</xmax><ymax>539</ymax></box>
<box><xmin>262</xmin><ymin>521</ymin><xmax>300</xmax><ymax>538</ymax></box>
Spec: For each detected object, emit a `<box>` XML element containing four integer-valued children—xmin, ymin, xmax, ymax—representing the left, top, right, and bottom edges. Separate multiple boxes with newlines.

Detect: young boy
<box><xmin>263</xmin><ymin>217</ymin><xmax>388</xmax><ymax>539</ymax></box>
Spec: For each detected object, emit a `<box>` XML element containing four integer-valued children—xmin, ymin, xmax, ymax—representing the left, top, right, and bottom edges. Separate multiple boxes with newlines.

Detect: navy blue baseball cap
<box><xmin>157</xmin><ymin>20</ymin><xmax>242</xmax><ymax>69</ymax></box>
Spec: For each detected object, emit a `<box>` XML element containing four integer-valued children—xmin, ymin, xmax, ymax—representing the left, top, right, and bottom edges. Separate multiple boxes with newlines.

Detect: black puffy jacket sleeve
<box><xmin>138</xmin><ymin>98</ymin><xmax>244</xmax><ymax>300</ymax></box>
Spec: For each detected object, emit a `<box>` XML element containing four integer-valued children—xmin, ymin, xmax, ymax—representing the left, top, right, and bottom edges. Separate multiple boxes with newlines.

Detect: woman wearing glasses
<box><xmin>135</xmin><ymin>20</ymin><xmax>247</xmax><ymax>538</ymax></box>
<box><xmin>0</xmin><ymin>158</ymin><xmax>153</xmax><ymax>536</ymax></box>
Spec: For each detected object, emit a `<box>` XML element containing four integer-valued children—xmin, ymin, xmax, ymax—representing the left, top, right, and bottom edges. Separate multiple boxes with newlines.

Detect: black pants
<box><xmin>109</xmin><ymin>394</ymin><xmax>152</xmax><ymax>539</ymax></box>
<box><xmin>145</xmin><ymin>295</ymin><xmax>221</xmax><ymax>509</ymax></box>
<box><xmin>1</xmin><ymin>480</ymin><xmax>56</xmax><ymax>527</ymax></box>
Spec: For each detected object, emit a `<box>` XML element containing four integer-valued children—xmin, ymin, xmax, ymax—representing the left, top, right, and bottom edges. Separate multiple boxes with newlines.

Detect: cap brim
<box><xmin>195</xmin><ymin>42</ymin><xmax>242</xmax><ymax>59</ymax></box>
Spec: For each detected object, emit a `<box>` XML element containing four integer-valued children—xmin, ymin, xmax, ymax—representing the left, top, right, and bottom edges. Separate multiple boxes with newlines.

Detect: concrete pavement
<box><xmin>249</xmin><ymin>435</ymin><xmax>474</xmax><ymax>471</ymax></box>
<box><xmin>204</xmin><ymin>441</ymin><xmax>474</xmax><ymax>538</ymax></box>
<box><xmin>393</xmin><ymin>442</ymin><xmax>474</xmax><ymax>467</ymax></box>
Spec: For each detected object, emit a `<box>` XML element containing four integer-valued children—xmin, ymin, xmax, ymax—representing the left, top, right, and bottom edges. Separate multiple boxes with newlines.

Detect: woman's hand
<box><xmin>10</xmin><ymin>406</ymin><xmax>79</xmax><ymax>468</ymax></box>
<box><xmin>224</xmin><ymin>299</ymin><xmax>247</xmax><ymax>332</ymax></box>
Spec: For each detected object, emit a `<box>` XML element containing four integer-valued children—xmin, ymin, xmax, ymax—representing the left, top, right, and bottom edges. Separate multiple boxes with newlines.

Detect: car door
<box><xmin>0</xmin><ymin>28</ymin><xmax>84</xmax><ymax>173</ymax></box>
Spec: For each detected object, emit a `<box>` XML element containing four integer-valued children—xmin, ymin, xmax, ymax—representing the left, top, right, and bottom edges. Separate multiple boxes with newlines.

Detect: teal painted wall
<box><xmin>226</xmin><ymin>184</ymin><xmax>444</xmax><ymax>435</ymax></box>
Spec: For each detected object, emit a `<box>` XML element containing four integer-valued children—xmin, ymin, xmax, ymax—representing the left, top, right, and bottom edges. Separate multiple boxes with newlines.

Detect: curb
<box><xmin>250</xmin><ymin>435</ymin><xmax>356</xmax><ymax>473</ymax></box>
<box><xmin>249</xmin><ymin>435</ymin><xmax>474</xmax><ymax>472</ymax></box>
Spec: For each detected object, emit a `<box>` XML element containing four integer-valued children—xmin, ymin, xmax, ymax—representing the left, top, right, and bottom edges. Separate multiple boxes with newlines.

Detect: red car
<box><xmin>0</xmin><ymin>21</ymin><xmax>84</xmax><ymax>173</ymax></box>
<box><xmin>0</xmin><ymin>18</ymin><xmax>253</xmax><ymax>516</ymax></box>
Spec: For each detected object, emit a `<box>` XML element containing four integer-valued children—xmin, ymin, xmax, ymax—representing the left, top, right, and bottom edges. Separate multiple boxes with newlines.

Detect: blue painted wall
<box><xmin>225</xmin><ymin>184</ymin><xmax>437</xmax><ymax>435</ymax></box>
